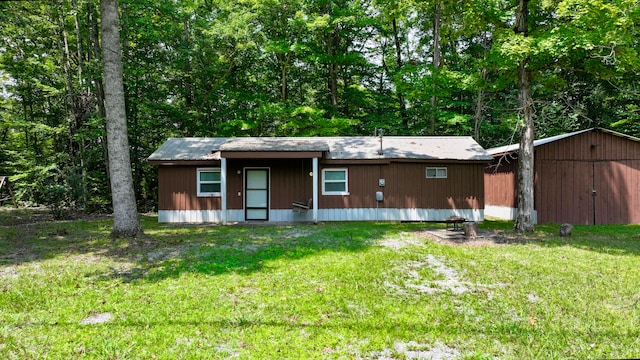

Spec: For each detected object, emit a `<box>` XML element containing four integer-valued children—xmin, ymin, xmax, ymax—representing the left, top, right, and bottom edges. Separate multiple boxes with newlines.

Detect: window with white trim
<box><xmin>426</xmin><ymin>167</ymin><xmax>447</xmax><ymax>179</ymax></box>
<box><xmin>322</xmin><ymin>168</ymin><xmax>349</xmax><ymax>195</ymax></box>
<box><xmin>197</xmin><ymin>168</ymin><xmax>221</xmax><ymax>196</ymax></box>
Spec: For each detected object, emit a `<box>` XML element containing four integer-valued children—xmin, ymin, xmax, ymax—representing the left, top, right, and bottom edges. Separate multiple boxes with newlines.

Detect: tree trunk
<box><xmin>327</xmin><ymin>27</ymin><xmax>339</xmax><ymax>109</ymax></box>
<box><xmin>89</xmin><ymin>0</ymin><xmax>106</xmax><ymax>119</ymax></box>
<box><xmin>474</xmin><ymin>69</ymin><xmax>487</xmax><ymax>141</ymax></box>
<box><xmin>514</xmin><ymin>0</ymin><xmax>535</xmax><ymax>232</ymax></box>
<box><xmin>183</xmin><ymin>17</ymin><xmax>194</xmax><ymax>107</ymax></box>
<box><xmin>429</xmin><ymin>0</ymin><xmax>442</xmax><ymax>134</ymax></box>
<box><xmin>100</xmin><ymin>0</ymin><xmax>141</xmax><ymax>238</ymax></box>
<box><xmin>392</xmin><ymin>18</ymin><xmax>408</xmax><ymax>129</ymax></box>
<box><xmin>278</xmin><ymin>52</ymin><xmax>290</xmax><ymax>102</ymax></box>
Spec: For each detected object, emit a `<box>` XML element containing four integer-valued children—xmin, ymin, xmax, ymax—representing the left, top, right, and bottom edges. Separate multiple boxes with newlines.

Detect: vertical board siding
<box><xmin>595</xmin><ymin>160</ymin><xmax>640</xmax><ymax>224</ymax></box>
<box><xmin>320</xmin><ymin>162</ymin><xmax>484</xmax><ymax>210</ymax></box>
<box><xmin>158</xmin><ymin>166</ymin><xmax>221</xmax><ymax>211</ymax></box>
<box><xmin>536</xmin><ymin>160</ymin><xmax>593</xmax><ymax>225</ymax></box>
<box><xmin>226</xmin><ymin>158</ymin><xmax>313</xmax><ymax>210</ymax></box>
<box><xmin>243</xmin><ymin>158</ymin><xmax>312</xmax><ymax>209</ymax></box>
<box><xmin>487</xmin><ymin>129</ymin><xmax>640</xmax><ymax>224</ymax></box>
<box><xmin>158</xmin><ymin>159</ymin><xmax>487</xmax><ymax>222</ymax></box>
<box><xmin>484</xmin><ymin>158</ymin><xmax>518</xmax><ymax>208</ymax></box>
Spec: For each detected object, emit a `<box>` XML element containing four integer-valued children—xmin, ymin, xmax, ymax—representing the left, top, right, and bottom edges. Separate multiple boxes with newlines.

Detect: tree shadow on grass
<box><xmin>476</xmin><ymin>220</ymin><xmax>640</xmax><ymax>256</ymax></box>
<box><xmin>0</xmin><ymin>210</ymin><xmax>414</xmax><ymax>283</ymax></box>
<box><xmin>523</xmin><ymin>223</ymin><xmax>640</xmax><ymax>256</ymax></box>
<box><xmin>98</xmin><ymin>220</ymin><xmax>395</xmax><ymax>283</ymax></box>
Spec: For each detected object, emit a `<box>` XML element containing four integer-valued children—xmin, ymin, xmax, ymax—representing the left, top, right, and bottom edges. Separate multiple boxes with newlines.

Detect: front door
<box><xmin>245</xmin><ymin>169</ymin><xmax>269</xmax><ymax>221</ymax></box>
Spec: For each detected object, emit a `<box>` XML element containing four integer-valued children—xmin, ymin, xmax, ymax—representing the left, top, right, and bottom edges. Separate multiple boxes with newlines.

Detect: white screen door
<box><xmin>245</xmin><ymin>169</ymin><xmax>269</xmax><ymax>220</ymax></box>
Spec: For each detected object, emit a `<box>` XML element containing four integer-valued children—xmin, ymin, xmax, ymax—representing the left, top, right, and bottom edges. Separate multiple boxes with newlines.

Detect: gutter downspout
<box><xmin>221</xmin><ymin>157</ymin><xmax>227</xmax><ymax>225</ymax></box>
<box><xmin>312</xmin><ymin>157</ymin><xmax>318</xmax><ymax>224</ymax></box>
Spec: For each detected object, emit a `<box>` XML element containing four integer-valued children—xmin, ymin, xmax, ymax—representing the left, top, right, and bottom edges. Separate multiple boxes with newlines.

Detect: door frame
<box><xmin>244</xmin><ymin>167</ymin><xmax>270</xmax><ymax>221</ymax></box>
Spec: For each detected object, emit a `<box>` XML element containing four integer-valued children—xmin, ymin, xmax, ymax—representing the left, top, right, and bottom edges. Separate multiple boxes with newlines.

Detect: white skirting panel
<box><xmin>484</xmin><ymin>205</ymin><xmax>537</xmax><ymax>224</ymax></box>
<box><xmin>158</xmin><ymin>210</ymin><xmax>244</xmax><ymax>223</ymax></box>
<box><xmin>317</xmin><ymin>208</ymin><xmax>484</xmax><ymax>222</ymax></box>
<box><xmin>159</xmin><ymin>209</ymin><xmax>484</xmax><ymax>223</ymax></box>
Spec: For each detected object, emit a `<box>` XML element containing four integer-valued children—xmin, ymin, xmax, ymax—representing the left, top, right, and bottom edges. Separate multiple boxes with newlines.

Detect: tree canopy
<box><xmin>0</xmin><ymin>0</ymin><xmax>637</xmax><ymax>213</ymax></box>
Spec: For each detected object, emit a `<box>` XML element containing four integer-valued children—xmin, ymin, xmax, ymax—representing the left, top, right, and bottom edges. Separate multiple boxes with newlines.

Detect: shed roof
<box><xmin>486</xmin><ymin>128</ymin><xmax>640</xmax><ymax>156</ymax></box>
<box><xmin>148</xmin><ymin>136</ymin><xmax>493</xmax><ymax>162</ymax></box>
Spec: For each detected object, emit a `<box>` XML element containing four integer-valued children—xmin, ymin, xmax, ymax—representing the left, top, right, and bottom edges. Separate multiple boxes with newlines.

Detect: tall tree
<box><xmin>513</xmin><ymin>0</ymin><xmax>535</xmax><ymax>232</ymax></box>
<box><xmin>101</xmin><ymin>0</ymin><xmax>141</xmax><ymax>237</ymax></box>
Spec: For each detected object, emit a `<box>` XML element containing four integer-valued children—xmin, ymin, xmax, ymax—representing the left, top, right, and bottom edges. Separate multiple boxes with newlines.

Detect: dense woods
<box><xmin>0</xmin><ymin>0</ymin><xmax>638</xmax><ymax>215</ymax></box>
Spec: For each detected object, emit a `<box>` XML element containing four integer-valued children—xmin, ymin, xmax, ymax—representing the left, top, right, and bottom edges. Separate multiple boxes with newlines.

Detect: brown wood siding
<box><xmin>484</xmin><ymin>158</ymin><xmax>518</xmax><ymax>208</ymax></box>
<box><xmin>158</xmin><ymin>166</ymin><xmax>221</xmax><ymax>210</ymax></box>
<box><xmin>319</xmin><ymin>162</ymin><xmax>484</xmax><ymax>210</ymax></box>
<box><xmin>595</xmin><ymin>160</ymin><xmax>640</xmax><ymax>224</ymax></box>
<box><xmin>228</xmin><ymin>159</ymin><xmax>313</xmax><ymax>210</ymax></box>
<box><xmin>535</xmin><ymin>160</ymin><xmax>594</xmax><ymax>224</ymax></box>
<box><xmin>536</xmin><ymin>130</ymin><xmax>640</xmax><ymax>161</ymax></box>
<box><xmin>485</xmin><ymin>129</ymin><xmax>640</xmax><ymax>224</ymax></box>
<box><xmin>535</xmin><ymin>130</ymin><xmax>640</xmax><ymax>224</ymax></box>
<box><xmin>159</xmin><ymin>160</ymin><xmax>487</xmax><ymax>213</ymax></box>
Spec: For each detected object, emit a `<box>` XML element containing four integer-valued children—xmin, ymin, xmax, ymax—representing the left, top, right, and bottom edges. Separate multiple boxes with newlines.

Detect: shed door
<box><xmin>245</xmin><ymin>169</ymin><xmax>269</xmax><ymax>221</ymax></box>
<box><xmin>594</xmin><ymin>161</ymin><xmax>630</xmax><ymax>225</ymax></box>
<box><xmin>543</xmin><ymin>160</ymin><xmax>593</xmax><ymax>225</ymax></box>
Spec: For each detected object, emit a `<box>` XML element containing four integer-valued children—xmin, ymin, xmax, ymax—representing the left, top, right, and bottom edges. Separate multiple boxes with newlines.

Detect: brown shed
<box><xmin>484</xmin><ymin>128</ymin><xmax>640</xmax><ymax>225</ymax></box>
<box><xmin>148</xmin><ymin>136</ymin><xmax>493</xmax><ymax>224</ymax></box>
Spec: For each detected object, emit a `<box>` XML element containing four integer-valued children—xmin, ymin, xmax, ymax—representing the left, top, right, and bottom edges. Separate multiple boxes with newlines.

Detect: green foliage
<box><xmin>0</xmin><ymin>0</ymin><xmax>638</xmax><ymax>208</ymax></box>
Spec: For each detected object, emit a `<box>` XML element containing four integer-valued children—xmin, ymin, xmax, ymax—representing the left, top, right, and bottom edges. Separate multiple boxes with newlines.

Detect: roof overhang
<box><xmin>220</xmin><ymin>151</ymin><xmax>324</xmax><ymax>159</ymax></box>
<box><xmin>147</xmin><ymin>160</ymin><xmax>220</xmax><ymax>166</ymax></box>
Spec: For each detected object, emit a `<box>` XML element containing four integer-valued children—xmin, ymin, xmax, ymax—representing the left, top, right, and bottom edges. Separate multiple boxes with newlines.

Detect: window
<box><xmin>426</xmin><ymin>167</ymin><xmax>447</xmax><ymax>179</ymax></box>
<box><xmin>322</xmin><ymin>168</ymin><xmax>349</xmax><ymax>195</ymax></box>
<box><xmin>197</xmin><ymin>168</ymin><xmax>221</xmax><ymax>196</ymax></box>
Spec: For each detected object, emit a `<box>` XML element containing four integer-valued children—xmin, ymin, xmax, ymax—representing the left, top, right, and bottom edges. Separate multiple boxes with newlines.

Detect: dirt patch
<box><xmin>367</xmin><ymin>340</ymin><xmax>461</xmax><ymax>360</ymax></box>
<box><xmin>415</xmin><ymin>228</ymin><xmax>542</xmax><ymax>246</ymax></box>
<box><xmin>79</xmin><ymin>312</ymin><xmax>113</xmax><ymax>325</ymax></box>
<box><xmin>385</xmin><ymin>254</ymin><xmax>472</xmax><ymax>297</ymax></box>
<box><xmin>378</xmin><ymin>232</ymin><xmax>426</xmax><ymax>250</ymax></box>
<box><xmin>385</xmin><ymin>252</ymin><xmax>507</xmax><ymax>298</ymax></box>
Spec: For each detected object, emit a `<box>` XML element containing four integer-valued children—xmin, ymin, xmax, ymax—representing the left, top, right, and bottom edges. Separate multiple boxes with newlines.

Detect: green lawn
<box><xmin>1</xmin><ymin>210</ymin><xmax>639</xmax><ymax>359</ymax></box>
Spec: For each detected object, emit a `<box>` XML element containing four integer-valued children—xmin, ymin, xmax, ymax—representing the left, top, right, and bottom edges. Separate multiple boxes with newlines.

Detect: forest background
<box><xmin>0</xmin><ymin>0</ymin><xmax>638</xmax><ymax>214</ymax></box>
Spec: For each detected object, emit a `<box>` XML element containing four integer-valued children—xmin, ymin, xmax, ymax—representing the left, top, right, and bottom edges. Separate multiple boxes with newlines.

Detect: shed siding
<box><xmin>595</xmin><ymin>160</ymin><xmax>640</xmax><ymax>224</ymax></box>
<box><xmin>484</xmin><ymin>159</ymin><xmax>518</xmax><ymax>208</ymax></box>
<box><xmin>536</xmin><ymin>130</ymin><xmax>640</xmax><ymax>161</ymax></box>
<box><xmin>535</xmin><ymin>160</ymin><xmax>594</xmax><ymax>224</ymax></box>
<box><xmin>486</xmin><ymin>129</ymin><xmax>640</xmax><ymax>224</ymax></box>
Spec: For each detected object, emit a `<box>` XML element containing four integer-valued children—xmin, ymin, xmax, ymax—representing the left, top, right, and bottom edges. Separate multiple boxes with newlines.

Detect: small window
<box><xmin>322</xmin><ymin>168</ymin><xmax>349</xmax><ymax>195</ymax></box>
<box><xmin>426</xmin><ymin>167</ymin><xmax>447</xmax><ymax>179</ymax></box>
<box><xmin>197</xmin><ymin>168</ymin><xmax>221</xmax><ymax>196</ymax></box>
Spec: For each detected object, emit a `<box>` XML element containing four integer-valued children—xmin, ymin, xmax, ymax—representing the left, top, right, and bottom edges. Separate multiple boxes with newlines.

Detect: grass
<box><xmin>1</xmin><ymin>209</ymin><xmax>639</xmax><ymax>359</ymax></box>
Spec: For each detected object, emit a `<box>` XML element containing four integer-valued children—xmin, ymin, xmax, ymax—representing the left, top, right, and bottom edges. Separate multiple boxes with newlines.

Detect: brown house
<box><xmin>148</xmin><ymin>136</ymin><xmax>493</xmax><ymax>224</ymax></box>
<box><xmin>484</xmin><ymin>128</ymin><xmax>640</xmax><ymax>225</ymax></box>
